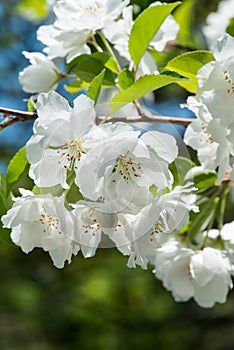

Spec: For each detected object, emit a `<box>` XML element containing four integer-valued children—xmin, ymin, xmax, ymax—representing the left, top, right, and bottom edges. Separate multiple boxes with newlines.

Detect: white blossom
<box><xmin>154</xmin><ymin>241</ymin><xmax>233</xmax><ymax>308</ymax></box>
<box><xmin>126</xmin><ymin>183</ymin><xmax>198</xmax><ymax>269</ymax></box>
<box><xmin>77</xmin><ymin>130</ymin><xmax>178</xmax><ymax>214</ymax></box>
<box><xmin>203</xmin><ymin>0</ymin><xmax>234</xmax><ymax>49</ymax></box>
<box><xmin>27</xmin><ymin>92</ymin><xmax>97</xmax><ymax>188</ymax></box>
<box><xmin>37</xmin><ymin>0</ymin><xmax>129</xmax><ymax>62</ymax></box>
<box><xmin>37</xmin><ymin>25</ymin><xmax>91</xmax><ymax>63</ymax></box>
<box><xmin>184</xmin><ymin>34</ymin><xmax>234</xmax><ymax>181</ymax></box>
<box><xmin>72</xmin><ymin>200</ymin><xmax>132</xmax><ymax>258</ymax></box>
<box><xmin>205</xmin><ymin>221</ymin><xmax>234</xmax><ymax>269</ymax></box>
<box><xmin>1</xmin><ymin>191</ymin><xmax>79</xmax><ymax>268</ymax></box>
<box><xmin>19</xmin><ymin>51</ymin><xmax>61</xmax><ymax>94</ymax></box>
<box><xmin>27</xmin><ymin>91</ymin><xmax>138</xmax><ymax>189</ymax></box>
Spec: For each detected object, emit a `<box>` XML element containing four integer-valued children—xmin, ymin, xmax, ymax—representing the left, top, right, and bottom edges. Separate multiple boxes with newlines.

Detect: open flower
<box><xmin>27</xmin><ymin>92</ymin><xmax>97</xmax><ymax>188</ymax></box>
<box><xmin>154</xmin><ymin>241</ymin><xmax>233</xmax><ymax>308</ymax></box>
<box><xmin>72</xmin><ymin>200</ymin><xmax>132</xmax><ymax>258</ymax></box>
<box><xmin>19</xmin><ymin>51</ymin><xmax>61</xmax><ymax>94</ymax></box>
<box><xmin>37</xmin><ymin>0</ymin><xmax>129</xmax><ymax>62</ymax></box>
<box><xmin>27</xmin><ymin>91</ymin><xmax>138</xmax><ymax>189</ymax></box>
<box><xmin>184</xmin><ymin>34</ymin><xmax>234</xmax><ymax>180</ymax></box>
<box><xmin>1</xmin><ymin>190</ymin><xmax>79</xmax><ymax>268</ymax></box>
<box><xmin>203</xmin><ymin>0</ymin><xmax>234</xmax><ymax>49</ymax></box>
<box><xmin>77</xmin><ymin>130</ymin><xmax>177</xmax><ymax>214</ymax></box>
<box><xmin>126</xmin><ymin>183</ymin><xmax>198</xmax><ymax>269</ymax></box>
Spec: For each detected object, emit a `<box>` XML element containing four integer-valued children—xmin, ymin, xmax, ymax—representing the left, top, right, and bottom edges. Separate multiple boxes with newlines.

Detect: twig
<box><xmin>0</xmin><ymin>106</ymin><xmax>193</xmax><ymax>130</ymax></box>
<box><xmin>133</xmin><ymin>100</ymin><xmax>146</xmax><ymax>118</ymax></box>
<box><xmin>0</xmin><ymin>107</ymin><xmax>37</xmax><ymax>120</ymax></box>
<box><xmin>0</xmin><ymin>108</ymin><xmax>37</xmax><ymax>130</ymax></box>
<box><xmin>96</xmin><ymin>114</ymin><xmax>193</xmax><ymax>126</ymax></box>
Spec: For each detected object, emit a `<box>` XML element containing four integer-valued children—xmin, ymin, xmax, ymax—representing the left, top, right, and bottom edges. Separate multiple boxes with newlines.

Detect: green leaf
<box><xmin>184</xmin><ymin>166</ymin><xmax>218</xmax><ymax>192</ymax></box>
<box><xmin>173</xmin><ymin>0</ymin><xmax>197</xmax><ymax>49</ymax></box>
<box><xmin>118</xmin><ymin>69</ymin><xmax>135</xmax><ymax>90</ymax></box>
<box><xmin>129</xmin><ymin>2</ymin><xmax>181</xmax><ymax>67</ymax></box>
<box><xmin>104</xmin><ymin>57</ymin><xmax>120</xmax><ymax>74</ymax></box>
<box><xmin>65</xmin><ymin>182</ymin><xmax>83</xmax><ymax>204</ymax></box>
<box><xmin>32</xmin><ymin>184</ymin><xmax>63</xmax><ymax>196</ymax></box>
<box><xmin>110</xmin><ymin>73</ymin><xmax>186</xmax><ymax>112</ymax></box>
<box><xmin>227</xmin><ymin>18</ymin><xmax>234</xmax><ymax>37</ymax></box>
<box><xmin>0</xmin><ymin>173</ymin><xmax>14</xmax><ymax>245</ymax></box>
<box><xmin>15</xmin><ymin>0</ymin><xmax>48</xmax><ymax>21</ymax></box>
<box><xmin>7</xmin><ymin>146</ymin><xmax>28</xmax><ymax>186</ymax></box>
<box><xmin>169</xmin><ymin>156</ymin><xmax>196</xmax><ymax>187</ymax></box>
<box><xmin>27</xmin><ymin>98</ymin><xmax>36</xmax><ymax>112</ymax></box>
<box><xmin>10</xmin><ymin>165</ymin><xmax>34</xmax><ymax>197</ymax></box>
<box><xmin>87</xmin><ymin>69</ymin><xmax>105</xmax><ymax>104</ymax></box>
<box><xmin>64</xmin><ymin>79</ymin><xmax>89</xmax><ymax>95</ymax></box>
<box><xmin>165</xmin><ymin>51</ymin><xmax>214</xmax><ymax>93</ymax></box>
<box><xmin>66</xmin><ymin>53</ymin><xmax>116</xmax><ymax>86</ymax></box>
<box><xmin>0</xmin><ymin>173</ymin><xmax>7</xmax><ymax>198</ymax></box>
<box><xmin>188</xmin><ymin>196</ymin><xmax>219</xmax><ymax>244</ymax></box>
<box><xmin>92</xmin><ymin>52</ymin><xmax>119</xmax><ymax>73</ymax></box>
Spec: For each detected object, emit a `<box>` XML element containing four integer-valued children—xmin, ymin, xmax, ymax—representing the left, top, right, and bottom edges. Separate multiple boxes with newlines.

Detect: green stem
<box><xmin>216</xmin><ymin>182</ymin><xmax>231</xmax><ymax>231</ymax></box>
<box><xmin>98</xmin><ymin>31</ymin><xmax>121</xmax><ymax>72</ymax></box>
<box><xmin>90</xmin><ymin>38</ymin><xmax>103</xmax><ymax>52</ymax></box>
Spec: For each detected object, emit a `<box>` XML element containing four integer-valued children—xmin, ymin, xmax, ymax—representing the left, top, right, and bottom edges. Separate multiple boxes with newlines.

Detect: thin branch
<box><xmin>0</xmin><ymin>107</ymin><xmax>37</xmax><ymax>120</ymax></box>
<box><xmin>133</xmin><ymin>100</ymin><xmax>146</xmax><ymax>118</ymax></box>
<box><xmin>0</xmin><ymin>108</ymin><xmax>37</xmax><ymax>130</ymax></box>
<box><xmin>96</xmin><ymin>114</ymin><xmax>193</xmax><ymax>126</ymax></box>
<box><xmin>0</xmin><ymin>106</ymin><xmax>193</xmax><ymax>130</ymax></box>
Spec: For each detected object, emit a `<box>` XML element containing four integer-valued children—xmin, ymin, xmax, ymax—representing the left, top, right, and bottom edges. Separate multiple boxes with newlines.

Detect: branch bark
<box><xmin>0</xmin><ymin>106</ymin><xmax>193</xmax><ymax>129</ymax></box>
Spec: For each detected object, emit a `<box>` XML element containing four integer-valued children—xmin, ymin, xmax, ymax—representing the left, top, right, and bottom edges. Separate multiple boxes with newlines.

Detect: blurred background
<box><xmin>1</xmin><ymin>0</ymin><xmax>234</xmax><ymax>349</ymax></box>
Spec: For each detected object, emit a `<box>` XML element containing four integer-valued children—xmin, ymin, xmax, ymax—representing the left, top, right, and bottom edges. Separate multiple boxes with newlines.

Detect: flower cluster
<box><xmin>184</xmin><ymin>33</ymin><xmax>234</xmax><ymax>182</ymax></box>
<box><xmin>19</xmin><ymin>0</ymin><xmax>179</xmax><ymax>94</ymax></box>
<box><xmin>1</xmin><ymin>0</ymin><xmax>234</xmax><ymax>309</ymax></box>
<box><xmin>3</xmin><ymin>91</ymin><xmax>184</xmax><ymax>267</ymax></box>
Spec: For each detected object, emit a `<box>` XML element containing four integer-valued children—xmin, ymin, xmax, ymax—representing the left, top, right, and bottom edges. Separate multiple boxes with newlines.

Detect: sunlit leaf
<box><xmin>7</xmin><ymin>146</ymin><xmax>28</xmax><ymax>186</ymax></box>
<box><xmin>87</xmin><ymin>69</ymin><xmax>105</xmax><ymax>104</ymax></box>
<box><xmin>15</xmin><ymin>0</ymin><xmax>48</xmax><ymax>21</ymax></box>
<box><xmin>118</xmin><ymin>69</ymin><xmax>135</xmax><ymax>90</ymax></box>
<box><xmin>165</xmin><ymin>51</ymin><xmax>214</xmax><ymax>92</ymax></box>
<box><xmin>110</xmin><ymin>73</ymin><xmax>186</xmax><ymax>111</ymax></box>
<box><xmin>173</xmin><ymin>0</ymin><xmax>197</xmax><ymax>49</ymax></box>
<box><xmin>129</xmin><ymin>2</ymin><xmax>181</xmax><ymax>67</ymax></box>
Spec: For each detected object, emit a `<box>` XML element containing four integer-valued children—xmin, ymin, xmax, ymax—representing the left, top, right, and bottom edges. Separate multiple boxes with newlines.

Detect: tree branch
<box><xmin>0</xmin><ymin>106</ymin><xmax>193</xmax><ymax>130</ymax></box>
<box><xmin>0</xmin><ymin>107</ymin><xmax>37</xmax><ymax>120</ymax></box>
<box><xmin>96</xmin><ymin>114</ymin><xmax>193</xmax><ymax>126</ymax></box>
<box><xmin>0</xmin><ymin>107</ymin><xmax>37</xmax><ymax>130</ymax></box>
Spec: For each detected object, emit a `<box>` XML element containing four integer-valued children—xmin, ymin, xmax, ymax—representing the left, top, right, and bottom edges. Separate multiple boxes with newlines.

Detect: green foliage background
<box><xmin>1</xmin><ymin>1</ymin><xmax>234</xmax><ymax>349</ymax></box>
<box><xmin>2</xmin><ymin>246</ymin><xmax>234</xmax><ymax>350</ymax></box>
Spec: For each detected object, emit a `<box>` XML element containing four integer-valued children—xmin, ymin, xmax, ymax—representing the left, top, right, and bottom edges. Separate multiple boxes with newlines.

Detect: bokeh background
<box><xmin>1</xmin><ymin>1</ymin><xmax>234</xmax><ymax>349</ymax></box>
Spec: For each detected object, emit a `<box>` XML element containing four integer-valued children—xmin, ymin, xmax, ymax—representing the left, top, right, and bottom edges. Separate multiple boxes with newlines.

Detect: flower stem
<box><xmin>98</xmin><ymin>31</ymin><xmax>121</xmax><ymax>72</ymax></box>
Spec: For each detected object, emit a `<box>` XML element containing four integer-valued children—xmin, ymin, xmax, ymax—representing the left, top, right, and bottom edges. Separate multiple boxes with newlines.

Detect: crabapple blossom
<box><xmin>1</xmin><ymin>190</ymin><xmax>79</xmax><ymax>268</ymax></box>
<box><xmin>154</xmin><ymin>240</ymin><xmax>233</xmax><ymax>308</ymax></box>
<box><xmin>203</xmin><ymin>221</ymin><xmax>234</xmax><ymax>268</ymax></box>
<box><xmin>126</xmin><ymin>183</ymin><xmax>198</xmax><ymax>269</ymax></box>
<box><xmin>203</xmin><ymin>0</ymin><xmax>234</xmax><ymax>49</ymax></box>
<box><xmin>37</xmin><ymin>25</ymin><xmax>91</xmax><ymax>63</ymax></box>
<box><xmin>72</xmin><ymin>200</ymin><xmax>133</xmax><ymax>258</ymax></box>
<box><xmin>77</xmin><ymin>130</ymin><xmax>178</xmax><ymax>214</ymax></box>
<box><xmin>37</xmin><ymin>0</ymin><xmax>129</xmax><ymax>62</ymax></box>
<box><xmin>27</xmin><ymin>91</ymin><xmax>139</xmax><ymax>189</ymax></box>
<box><xmin>184</xmin><ymin>34</ymin><xmax>234</xmax><ymax>181</ymax></box>
<box><xmin>27</xmin><ymin>92</ymin><xmax>97</xmax><ymax>188</ymax></box>
<box><xmin>19</xmin><ymin>51</ymin><xmax>61</xmax><ymax>93</ymax></box>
